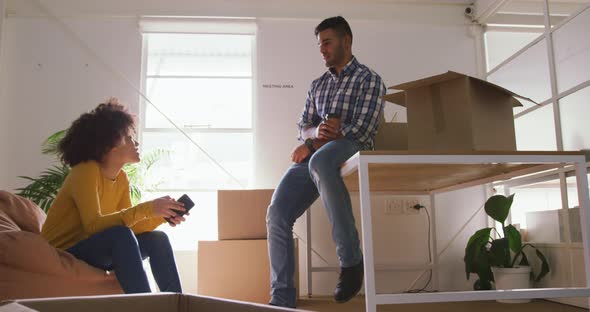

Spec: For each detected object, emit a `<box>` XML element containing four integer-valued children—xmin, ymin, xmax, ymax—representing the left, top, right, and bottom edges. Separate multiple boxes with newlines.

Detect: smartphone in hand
<box><xmin>165</xmin><ymin>194</ymin><xmax>195</xmax><ymax>225</ymax></box>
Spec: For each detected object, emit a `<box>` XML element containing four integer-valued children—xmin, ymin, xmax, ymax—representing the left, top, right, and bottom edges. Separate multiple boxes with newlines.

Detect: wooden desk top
<box><xmin>341</xmin><ymin>151</ymin><xmax>586</xmax><ymax>193</ymax></box>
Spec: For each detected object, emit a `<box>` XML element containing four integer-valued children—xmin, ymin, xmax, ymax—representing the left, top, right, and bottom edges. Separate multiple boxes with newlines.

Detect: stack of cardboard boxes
<box><xmin>197</xmin><ymin>190</ymin><xmax>298</xmax><ymax>304</ymax></box>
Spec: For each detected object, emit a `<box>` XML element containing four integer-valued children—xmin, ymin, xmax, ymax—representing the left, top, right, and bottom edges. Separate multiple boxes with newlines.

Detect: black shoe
<box><xmin>334</xmin><ymin>260</ymin><xmax>364</xmax><ymax>303</ymax></box>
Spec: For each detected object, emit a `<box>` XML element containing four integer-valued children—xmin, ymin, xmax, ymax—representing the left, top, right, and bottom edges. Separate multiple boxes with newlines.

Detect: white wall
<box><xmin>255</xmin><ymin>14</ymin><xmax>481</xmax><ymax>294</ymax></box>
<box><xmin>255</xmin><ymin>17</ymin><xmax>478</xmax><ymax>187</ymax></box>
<box><xmin>435</xmin><ymin>186</ymin><xmax>490</xmax><ymax>291</ymax></box>
<box><xmin>1</xmin><ymin>15</ymin><xmax>141</xmax><ymax>191</ymax></box>
<box><xmin>0</xmin><ymin>0</ymin><xmax>485</xmax><ymax>297</ymax></box>
<box><xmin>297</xmin><ymin>186</ymin><xmax>488</xmax><ymax>295</ymax></box>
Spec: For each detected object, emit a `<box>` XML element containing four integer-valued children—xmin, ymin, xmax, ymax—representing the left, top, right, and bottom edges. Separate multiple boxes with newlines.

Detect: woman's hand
<box><xmin>152</xmin><ymin>196</ymin><xmax>186</xmax><ymax>219</ymax></box>
<box><xmin>166</xmin><ymin>212</ymin><xmax>190</xmax><ymax>227</ymax></box>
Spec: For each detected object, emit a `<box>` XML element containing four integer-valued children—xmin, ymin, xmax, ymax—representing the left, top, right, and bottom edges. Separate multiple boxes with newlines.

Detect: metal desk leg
<box><xmin>429</xmin><ymin>194</ymin><xmax>439</xmax><ymax>291</ymax></box>
<box><xmin>358</xmin><ymin>158</ymin><xmax>377</xmax><ymax>312</ymax></box>
<box><xmin>306</xmin><ymin>209</ymin><xmax>312</xmax><ymax>298</ymax></box>
<box><xmin>574</xmin><ymin>159</ymin><xmax>590</xmax><ymax>307</ymax></box>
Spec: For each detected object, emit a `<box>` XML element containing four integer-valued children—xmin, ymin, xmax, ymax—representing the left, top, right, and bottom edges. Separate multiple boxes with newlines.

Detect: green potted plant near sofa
<box><xmin>16</xmin><ymin>129</ymin><xmax>165</xmax><ymax>212</ymax></box>
<box><xmin>464</xmin><ymin>194</ymin><xmax>550</xmax><ymax>301</ymax></box>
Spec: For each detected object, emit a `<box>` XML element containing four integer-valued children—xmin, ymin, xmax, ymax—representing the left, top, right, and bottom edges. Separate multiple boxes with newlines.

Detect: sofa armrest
<box><xmin>0</xmin><ymin>231</ymin><xmax>110</xmax><ymax>280</ymax></box>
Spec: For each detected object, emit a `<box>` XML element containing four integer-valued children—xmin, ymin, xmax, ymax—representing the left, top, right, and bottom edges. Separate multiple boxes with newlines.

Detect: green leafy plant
<box><xmin>16</xmin><ymin>164</ymin><xmax>70</xmax><ymax>212</ymax></box>
<box><xmin>16</xmin><ymin>129</ymin><xmax>165</xmax><ymax>212</ymax></box>
<box><xmin>464</xmin><ymin>194</ymin><xmax>550</xmax><ymax>290</ymax></box>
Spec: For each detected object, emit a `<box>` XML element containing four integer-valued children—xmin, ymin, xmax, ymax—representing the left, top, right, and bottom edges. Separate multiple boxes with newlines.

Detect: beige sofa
<box><xmin>0</xmin><ymin>191</ymin><xmax>123</xmax><ymax>300</ymax></box>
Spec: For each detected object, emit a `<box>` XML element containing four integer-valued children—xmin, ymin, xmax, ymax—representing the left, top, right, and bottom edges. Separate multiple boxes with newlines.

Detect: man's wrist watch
<box><xmin>304</xmin><ymin>138</ymin><xmax>316</xmax><ymax>153</ymax></box>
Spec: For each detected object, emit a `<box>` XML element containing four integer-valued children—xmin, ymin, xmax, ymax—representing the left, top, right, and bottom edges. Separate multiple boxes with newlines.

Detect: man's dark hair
<box><xmin>59</xmin><ymin>99</ymin><xmax>135</xmax><ymax>166</ymax></box>
<box><xmin>314</xmin><ymin>16</ymin><xmax>353</xmax><ymax>43</ymax></box>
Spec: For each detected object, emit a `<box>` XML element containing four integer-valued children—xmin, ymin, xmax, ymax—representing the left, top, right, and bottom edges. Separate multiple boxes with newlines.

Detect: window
<box><xmin>485</xmin><ymin>31</ymin><xmax>543</xmax><ymax>71</ymax></box>
<box><xmin>139</xmin><ymin>24</ymin><xmax>255</xmax><ymax>250</ymax></box>
<box><xmin>482</xmin><ymin>1</ymin><xmax>590</xmax><ymax>246</ymax></box>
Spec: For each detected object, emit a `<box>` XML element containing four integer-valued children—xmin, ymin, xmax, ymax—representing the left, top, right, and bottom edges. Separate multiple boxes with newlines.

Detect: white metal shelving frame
<box><xmin>329</xmin><ymin>151</ymin><xmax>590</xmax><ymax>312</ymax></box>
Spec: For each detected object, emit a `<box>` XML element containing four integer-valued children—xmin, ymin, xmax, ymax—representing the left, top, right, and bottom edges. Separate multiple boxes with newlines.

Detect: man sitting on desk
<box><xmin>266</xmin><ymin>16</ymin><xmax>386</xmax><ymax>308</ymax></box>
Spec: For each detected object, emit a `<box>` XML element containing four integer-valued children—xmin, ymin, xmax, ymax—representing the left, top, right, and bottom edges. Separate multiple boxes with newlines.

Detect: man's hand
<box><xmin>315</xmin><ymin>118</ymin><xmax>342</xmax><ymax>141</ymax></box>
<box><xmin>291</xmin><ymin>144</ymin><xmax>311</xmax><ymax>163</ymax></box>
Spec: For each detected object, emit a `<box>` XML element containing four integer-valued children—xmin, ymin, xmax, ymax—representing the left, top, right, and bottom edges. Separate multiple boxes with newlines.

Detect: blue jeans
<box><xmin>266</xmin><ymin>138</ymin><xmax>363</xmax><ymax>307</ymax></box>
<box><xmin>67</xmin><ymin>225</ymin><xmax>182</xmax><ymax>293</ymax></box>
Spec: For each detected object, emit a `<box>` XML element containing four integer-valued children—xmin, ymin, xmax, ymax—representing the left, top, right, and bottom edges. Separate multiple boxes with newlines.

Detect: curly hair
<box><xmin>59</xmin><ymin>98</ymin><xmax>136</xmax><ymax>166</ymax></box>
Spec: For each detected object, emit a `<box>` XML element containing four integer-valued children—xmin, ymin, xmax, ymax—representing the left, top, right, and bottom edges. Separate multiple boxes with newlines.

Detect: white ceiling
<box><xmin>6</xmin><ymin>0</ymin><xmax>474</xmax><ymax>16</ymax></box>
<box><xmin>364</xmin><ymin>0</ymin><xmax>472</xmax><ymax>4</ymax></box>
<box><xmin>4</xmin><ymin>0</ymin><xmax>474</xmax><ymax>22</ymax></box>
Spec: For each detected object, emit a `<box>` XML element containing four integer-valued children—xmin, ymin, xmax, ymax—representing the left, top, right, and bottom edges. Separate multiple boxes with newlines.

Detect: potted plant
<box><xmin>16</xmin><ymin>129</ymin><xmax>165</xmax><ymax>212</ymax></box>
<box><xmin>464</xmin><ymin>194</ymin><xmax>550</xmax><ymax>301</ymax></box>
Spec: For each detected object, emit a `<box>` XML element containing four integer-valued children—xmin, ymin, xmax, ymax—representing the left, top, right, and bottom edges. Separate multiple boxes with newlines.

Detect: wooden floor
<box><xmin>296</xmin><ymin>296</ymin><xmax>588</xmax><ymax>312</ymax></box>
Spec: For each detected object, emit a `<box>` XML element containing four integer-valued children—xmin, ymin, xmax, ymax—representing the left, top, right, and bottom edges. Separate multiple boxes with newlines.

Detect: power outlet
<box><xmin>403</xmin><ymin>198</ymin><xmax>421</xmax><ymax>215</ymax></box>
<box><xmin>385</xmin><ymin>199</ymin><xmax>404</xmax><ymax>215</ymax></box>
<box><xmin>384</xmin><ymin>198</ymin><xmax>424</xmax><ymax>215</ymax></box>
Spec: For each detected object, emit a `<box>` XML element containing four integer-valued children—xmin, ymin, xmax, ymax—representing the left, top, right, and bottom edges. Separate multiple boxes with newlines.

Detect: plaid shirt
<box><xmin>297</xmin><ymin>56</ymin><xmax>386</xmax><ymax>150</ymax></box>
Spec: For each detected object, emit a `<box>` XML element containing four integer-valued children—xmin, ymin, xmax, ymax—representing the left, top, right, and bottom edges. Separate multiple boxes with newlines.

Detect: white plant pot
<box><xmin>491</xmin><ymin>266</ymin><xmax>532</xmax><ymax>303</ymax></box>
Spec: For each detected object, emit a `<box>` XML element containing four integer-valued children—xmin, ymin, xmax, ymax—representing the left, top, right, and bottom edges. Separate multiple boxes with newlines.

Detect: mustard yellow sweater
<box><xmin>41</xmin><ymin>161</ymin><xmax>164</xmax><ymax>250</ymax></box>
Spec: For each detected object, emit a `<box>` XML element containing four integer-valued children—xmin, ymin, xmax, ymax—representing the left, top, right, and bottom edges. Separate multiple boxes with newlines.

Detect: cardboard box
<box><xmin>4</xmin><ymin>293</ymin><xmax>302</xmax><ymax>312</ymax></box>
<box><xmin>218</xmin><ymin>189</ymin><xmax>274</xmax><ymax>240</ymax></box>
<box><xmin>374</xmin><ymin>113</ymin><xmax>408</xmax><ymax>150</ymax></box>
<box><xmin>382</xmin><ymin>71</ymin><xmax>535</xmax><ymax>152</ymax></box>
<box><xmin>198</xmin><ymin>239</ymin><xmax>298</xmax><ymax>305</ymax></box>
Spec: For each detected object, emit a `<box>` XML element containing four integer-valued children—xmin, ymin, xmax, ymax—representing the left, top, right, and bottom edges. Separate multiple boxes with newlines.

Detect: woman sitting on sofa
<box><xmin>41</xmin><ymin>98</ymin><xmax>186</xmax><ymax>293</ymax></box>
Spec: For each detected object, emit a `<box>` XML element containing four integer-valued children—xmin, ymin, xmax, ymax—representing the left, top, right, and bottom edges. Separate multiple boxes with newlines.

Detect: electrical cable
<box><xmin>404</xmin><ymin>205</ymin><xmax>437</xmax><ymax>293</ymax></box>
<box><xmin>403</xmin><ymin>197</ymin><xmax>489</xmax><ymax>294</ymax></box>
